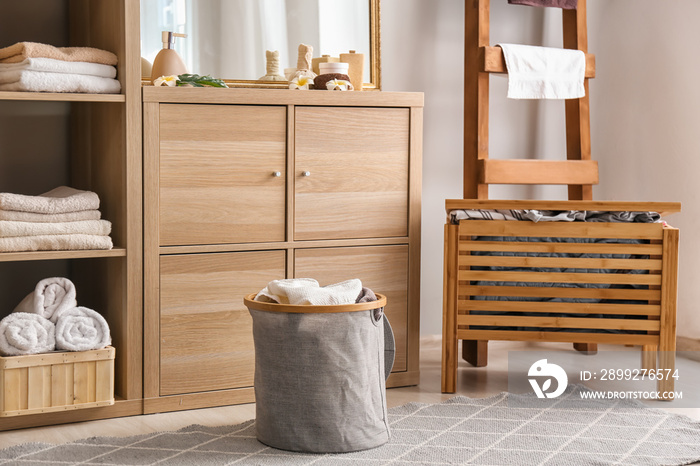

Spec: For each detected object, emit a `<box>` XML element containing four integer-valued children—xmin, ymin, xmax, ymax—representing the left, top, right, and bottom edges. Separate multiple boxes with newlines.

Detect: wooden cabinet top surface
<box><xmin>142</xmin><ymin>87</ymin><xmax>424</xmax><ymax>107</ymax></box>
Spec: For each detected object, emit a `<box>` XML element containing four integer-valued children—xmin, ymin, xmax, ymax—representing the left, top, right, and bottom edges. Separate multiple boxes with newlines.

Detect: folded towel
<box><xmin>0</xmin><ymin>70</ymin><xmax>121</xmax><ymax>94</ymax></box>
<box><xmin>256</xmin><ymin>278</ymin><xmax>363</xmax><ymax>306</ymax></box>
<box><xmin>508</xmin><ymin>0</ymin><xmax>578</xmax><ymax>9</ymax></box>
<box><xmin>13</xmin><ymin>277</ymin><xmax>78</xmax><ymax>323</ymax></box>
<box><xmin>0</xmin><ymin>42</ymin><xmax>118</xmax><ymax>66</ymax></box>
<box><xmin>0</xmin><ymin>57</ymin><xmax>116</xmax><ymax>78</ymax></box>
<box><xmin>0</xmin><ymin>209</ymin><xmax>101</xmax><ymax>223</ymax></box>
<box><xmin>0</xmin><ymin>234</ymin><xmax>113</xmax><ymax>252</ymax></box>
<box><xmin>0</xmin><ymin>186</ymin><xmax>99</xmax><ymax>214</ymax></box>
<box><xmin>0</xmin><ymin>219</ymin><xmax>111</xmax><ymax>238</ymax></box>
<box><xmin>54</xmin><ymin>306</ymin><xmax>111</xmax><ymax>351</ymax></box>
<box><xmin>0</xmin><ymin>312</ymin><xmax>55</xmax><ymax>356</ymax></box>
<box><xmin>498</xmin><ymin>44</ymin><xmax>585</xmax><ymax>99</ymax></box>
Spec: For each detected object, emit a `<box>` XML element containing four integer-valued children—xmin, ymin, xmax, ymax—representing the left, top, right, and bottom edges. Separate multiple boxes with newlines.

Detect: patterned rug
<box><xmin>2</xmin><ymin>386</ymin><xmax>700</xmax><ymax>465</ymax></box>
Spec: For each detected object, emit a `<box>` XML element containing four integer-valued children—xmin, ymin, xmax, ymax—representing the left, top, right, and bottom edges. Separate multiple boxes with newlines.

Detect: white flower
<box><xmin>326</xmin><ymin>79</ymin><xmax>353</xmax><ymax>91</ymax></box>
<box><xmin>154</xmin><ymin>75</ymin><xmax>180</xmax><ymax>87</ymax></box>
<box><xmin>290</xmin><ymin>76</ymin><xmax>313</xmax><ymax>90</ymax></box>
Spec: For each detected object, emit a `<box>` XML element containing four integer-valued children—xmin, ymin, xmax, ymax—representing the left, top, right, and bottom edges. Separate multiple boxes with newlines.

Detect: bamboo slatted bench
<box><xmin>442</xmin><ymin>200</ymin><xmax>680</xmax><ymax>397</ymax></box>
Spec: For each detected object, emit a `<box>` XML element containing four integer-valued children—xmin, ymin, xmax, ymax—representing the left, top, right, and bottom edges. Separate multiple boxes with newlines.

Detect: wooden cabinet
<box><xmin>295</xmin><ymin>245</ymin><xmax>409</xmax><ymax>371</ymax></box>
<box><xmin>144</xmin><ymin>88</ymin><xmax>423</xmax><ymax>413</ymax></box>
<box><xmin>160</xmin><ymin>251</ymin><xmax>285</xmax><ymax>395</ymax></box>
<box><xmin>0</xmin><ymin>0</ymin><xmax>143</xmax><ymax>430</ymax></box>
<box><xmin>294</xmin><ymin>107</ymin><xmax>410</xmax><ymax>241</ymax></box>
<box><xmin>159</xmin><ymin>105</ymin><xmax>287</xmax><ymax>246</ymax></box>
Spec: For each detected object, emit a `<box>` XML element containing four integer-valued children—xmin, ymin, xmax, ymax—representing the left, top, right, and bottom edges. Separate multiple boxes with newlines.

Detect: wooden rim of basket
<box><xmin>244</xmin><ymin>293</ymin><xmax>387</xmax><ymax>314</ymax></box>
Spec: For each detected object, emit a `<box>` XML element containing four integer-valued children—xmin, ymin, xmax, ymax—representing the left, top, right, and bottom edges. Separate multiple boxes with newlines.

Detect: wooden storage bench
<box><xmin>0</xmin><ymin>347</ymin><xmax>115</xmax><ymax>417</ymax></box>
<box><xmin>442</xmin><ymin>200</ymin><xmax>681</xmax><ymax>398</ymax></box>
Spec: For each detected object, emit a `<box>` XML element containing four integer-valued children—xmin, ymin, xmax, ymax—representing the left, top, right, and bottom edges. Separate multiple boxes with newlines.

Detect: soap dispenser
<box><xmin>150</xmin><ymin>31</ymin><xmax>188</xmax><ymax>84</ymax></box>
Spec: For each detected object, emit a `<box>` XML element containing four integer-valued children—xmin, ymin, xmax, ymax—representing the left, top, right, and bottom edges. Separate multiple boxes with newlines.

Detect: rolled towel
<box><xmin>0</xmin><ymin>312</ymin><xmax>55</xmax><ymax>356</ymax></box>
<box><xmin>0</xmin><ymin>186</ymin><xmax>99</xmax><ymax>215</ymax></box>
<box><xmin>0</xmin><ymin>42</ymin><xmax>118</xmax><ymax>66</ymax></box>
<box><xmin>0</xmin><ymin>57</ymin><xmax>117</xmax><ymax>78</ymax></box>
<box><xmin>13</xmin><ymin>277</ymin><xmax>77</xmax><ymax>323</ymax></box>
<box><xmin>0</xmin><ymin>219</ymin><xmax>111</xmax><ymax>238</ymax></box>
<box><xmin>0</xmin><ymin>209</ymin><xmax>101</xmax><ymax>223</ymax></box>
<box><xmin>0</xmin><ymin>70</ymin><xmax>121</xmax><ymax>94</ymax></box>
<box><xmin>0</xmin><ymin>234</ymin><xmax>113</xmax><ymax>253</ymax></box>
<box><xmin>54</xmin><ymin>307</ymin><xmax>111</xmax><ymax>352</ymax></box>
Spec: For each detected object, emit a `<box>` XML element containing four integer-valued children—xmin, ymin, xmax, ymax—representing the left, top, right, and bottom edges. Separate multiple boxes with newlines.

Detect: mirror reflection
<box><xmin>141</xmin><ymin>0</ymin><xmax>371</xmax><ymax>83</ymax></box>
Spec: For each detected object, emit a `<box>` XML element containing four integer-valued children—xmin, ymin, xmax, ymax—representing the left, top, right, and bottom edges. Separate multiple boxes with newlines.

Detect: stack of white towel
<box><xmin>0</xmin><ymin>186</ymin><xmax>113</xmax><ymax>253</ymax></box>
<box><xmin>0</xmin><ymin>277</ymin><xmax>111</xmax><ymax>356</ymax></box>
<box><xmin>0</xmin><ymin>42</ymin><xmax>120</xmax><ymax>94</ymax></box>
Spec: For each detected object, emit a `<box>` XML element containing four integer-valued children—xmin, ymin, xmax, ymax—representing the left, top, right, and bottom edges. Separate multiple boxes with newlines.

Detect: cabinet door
<box><xmin>294</xmin><ymin>245</ymin><xmax>408</xmax><ymax>372</ymax></box>
<box><xmin>159</xmin><ymin>104</ymin><xmax>286</xmax><ymax>246</ymax></box>
<box><xmin>294</xmin><ymin>107</ymin><xmax>409</xmax><ymax>241</ymax></box>
<box><xmin>159</xmin><ymin>250</ymin><xmax>285</xmax><ymax>396</ymax></box>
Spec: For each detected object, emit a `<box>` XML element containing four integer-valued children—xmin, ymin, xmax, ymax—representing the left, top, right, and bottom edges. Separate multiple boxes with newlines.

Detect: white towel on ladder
<box><xmin>498</xmin><ymin>43</ymin><xmax>586</xmax><ymax>99</ymax></box>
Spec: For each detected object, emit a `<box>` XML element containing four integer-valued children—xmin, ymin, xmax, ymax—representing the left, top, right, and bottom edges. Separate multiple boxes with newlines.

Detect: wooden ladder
<box><xmin>462</xmin><ymin>0</ymin><xmax>598</xmax><ymax>366</ymax></box>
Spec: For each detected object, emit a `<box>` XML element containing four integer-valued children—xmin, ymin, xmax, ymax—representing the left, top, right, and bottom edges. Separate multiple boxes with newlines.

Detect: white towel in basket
<box><xmin>256</xmin><ymin>278</ymin><xmax>363</xmax><ymax>306</ymax></box>
<box><xmin>13</xmin><ymin>277</ymin><xmax>78</xmax><ymax>323</ymax></box>
<box><xmin>54</xmin><ymin>306</ymin><xmax>111</xmax><ymax>352</ymax></box>
<box><xmin>0</xmin><ymin>312</ymin><xmax>55</xmax><ymax>356</ymax></box>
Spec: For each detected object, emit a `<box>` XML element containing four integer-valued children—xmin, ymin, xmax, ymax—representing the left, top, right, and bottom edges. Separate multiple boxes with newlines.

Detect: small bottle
<box><xmin>340</xmin><ymin>50</ymin><xmax>365</xmax><ymax>91</ymax></box>
<box><xmin>151</xmin><ymin>31</ymin><xmax>188</xmax><ymax>84</ymax></box>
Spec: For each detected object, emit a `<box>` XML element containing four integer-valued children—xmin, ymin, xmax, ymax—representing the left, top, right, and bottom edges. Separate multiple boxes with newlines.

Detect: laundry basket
<box><xmin>243</xmin><ymin>293</ymin><xmax>392</xmax><ymax>453</ymax></box>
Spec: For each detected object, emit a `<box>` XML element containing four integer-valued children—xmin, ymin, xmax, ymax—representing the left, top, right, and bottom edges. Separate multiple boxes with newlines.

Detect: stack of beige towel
<box><xmin>0</xmin><ymin>186</ymin><xmax>113</xmax><ymax>252</ymax></box>
<box><xmin>0</xmin><ymin>42</ymin><xmax>120</xmax><ymax>94</ymax></box>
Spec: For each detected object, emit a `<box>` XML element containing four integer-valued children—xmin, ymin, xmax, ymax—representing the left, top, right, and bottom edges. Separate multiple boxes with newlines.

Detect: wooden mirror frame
<box><xmin>143</xmin><ymin>0</ymin><xmax>381</xmax><ymax>90</ymax></box>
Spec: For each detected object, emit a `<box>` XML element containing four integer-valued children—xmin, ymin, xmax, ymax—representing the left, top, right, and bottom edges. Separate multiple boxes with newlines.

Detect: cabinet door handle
<box><xmin>302</xmin><ymin>171</ymin><xmax>311</xmax><ymax>177</ymax></box>
<box><xmin>272</xmin><ymin>171</ymin><xmax>282</xmax><ymax>177</ymax></box>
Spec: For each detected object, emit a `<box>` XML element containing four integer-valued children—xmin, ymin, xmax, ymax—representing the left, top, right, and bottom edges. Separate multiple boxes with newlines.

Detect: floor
<box><xmin>2</xmin><ymin>337</ymin><xmax>699</xmax><ymax>450</ymax></box>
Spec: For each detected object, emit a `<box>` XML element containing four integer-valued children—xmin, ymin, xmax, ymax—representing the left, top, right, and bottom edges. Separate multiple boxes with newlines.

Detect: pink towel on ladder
<box><xmin>508</xmin><ymin>0</ymin><xmax>578</xmax><ymax>9</ymax></box>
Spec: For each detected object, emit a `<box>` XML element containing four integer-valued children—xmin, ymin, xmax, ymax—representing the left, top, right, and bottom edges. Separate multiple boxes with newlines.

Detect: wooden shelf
<box><xmin>0</xmin><ymin>248</ymin><xmax>126</xmax><ymax>263</ymax></box>
<box><xmin>0</xmin><ymin>91</ymin><xmax>125</xmax><ymax>103</ymax></box>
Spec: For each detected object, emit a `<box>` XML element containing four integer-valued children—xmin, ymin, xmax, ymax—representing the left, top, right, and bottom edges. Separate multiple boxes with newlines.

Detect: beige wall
<box><xmin>383</xmin><ymin>0</ymin><xmax>698</xmax><ymax>338</ymax></box>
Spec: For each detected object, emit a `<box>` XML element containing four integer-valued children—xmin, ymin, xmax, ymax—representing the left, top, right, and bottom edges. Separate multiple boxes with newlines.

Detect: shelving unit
<box><xmin>0</xmin><ymin>91</ymin><xmax>126</xmax><ymax>103</ymax></box>
<box><xmin>0</xmin><ymin>0</ymin><xmax>142</xmax><ymax>429</ymax></box>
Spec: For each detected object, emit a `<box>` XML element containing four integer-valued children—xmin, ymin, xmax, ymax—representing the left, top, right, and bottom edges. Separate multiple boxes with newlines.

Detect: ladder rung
<box><xmin>478</xmin><ymin>160</ymin><xmax>599</xmax><ymax>185</ymax></box>
<box><xmin>480</xmin><ymin>46</ymin><xmax>596</xmax><ymax>79</ymax></box>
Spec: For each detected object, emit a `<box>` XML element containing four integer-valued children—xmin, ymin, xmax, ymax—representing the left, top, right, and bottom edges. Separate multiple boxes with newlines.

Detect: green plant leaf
<box><xmin>176</xmin><ymin>74</ymin><xmax>227</xmax><ymax>88</ymax></box>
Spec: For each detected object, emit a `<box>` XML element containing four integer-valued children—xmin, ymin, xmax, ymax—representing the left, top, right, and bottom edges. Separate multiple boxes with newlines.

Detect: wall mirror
<box><xmin>141</xmin><ymin>0</ymin><xmax>380</xmax><ymax>89</ymax></box>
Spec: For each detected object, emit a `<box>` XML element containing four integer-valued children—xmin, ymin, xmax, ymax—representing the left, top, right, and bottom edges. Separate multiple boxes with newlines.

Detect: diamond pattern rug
<box><xmin>2</xmin><ymin>385</ymin><xmax>700</xmax><ymax>465</ymax></box>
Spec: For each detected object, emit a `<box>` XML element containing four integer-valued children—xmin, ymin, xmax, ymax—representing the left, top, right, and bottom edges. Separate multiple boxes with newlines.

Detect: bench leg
<box><xmin>462</xmin><ymin>340</ymin><xmax>488</xmax><ymax>367</ymax></box>
<box><xmin>573</xmin><ymin>343</ymin><xmax>598</xmax><ymax>355</ymax></box>
<box><xmin>657</xmin><ymin>227</ymin><xmax>679</xmax><ymax>400</ymax></box>
<box><xmin>442</xmin><ymin>224</ymin><xmax>459</xmax><ymax>393</ymax></box>
<box><xmin>642</xmin><ymin>345</ymin><xmax>657</xmax><ymax>371</ymax></box>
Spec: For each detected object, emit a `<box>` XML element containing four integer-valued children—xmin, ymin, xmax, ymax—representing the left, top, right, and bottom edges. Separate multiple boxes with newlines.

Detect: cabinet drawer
<box><xmin>294</xmin><ymin>107</ymin><xmax>410</xmax><ymax>241</ymax></box>
<box><xmin>159</xmin><ymin>104</ymin><xmax>286</xmax><ymax>246</ymax></box>
<box><xmin>294</xmin><ymin>245</ymin><xmax>408</xmax><ymax>372</ymax></box>
<box><xmin>159</xmin><ymin>250</ymin><xmax>285</xmax><ymax>396</ymax></box>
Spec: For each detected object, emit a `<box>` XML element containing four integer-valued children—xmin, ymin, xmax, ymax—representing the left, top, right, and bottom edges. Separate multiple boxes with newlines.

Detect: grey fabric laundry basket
<box><xmin>243</xmin><ymin>293</ymin><xmax>393</xmax><ymax>454</ymax></box>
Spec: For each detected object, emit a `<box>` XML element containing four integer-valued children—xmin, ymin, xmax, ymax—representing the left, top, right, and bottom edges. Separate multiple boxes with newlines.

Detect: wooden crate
<box><xmin>0</xmin><ymin>347</ymin><xmax>115</xmax><ymax>417</ymax></box>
